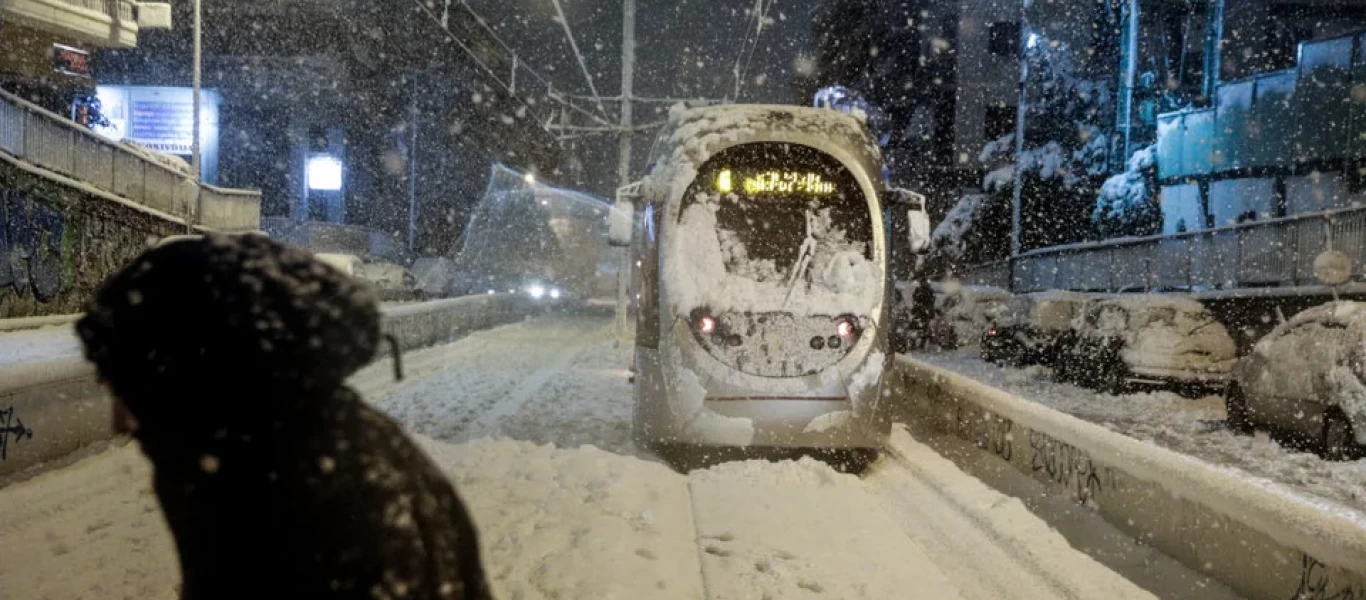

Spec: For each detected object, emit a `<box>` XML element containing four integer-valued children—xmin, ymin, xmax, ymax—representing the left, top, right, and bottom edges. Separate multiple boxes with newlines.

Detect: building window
<box><xmin>984</xmin><ymin>105</ymin><xmax>1017</xmax><ymax>142</ymax></box>
<box><xmin>989</xmin><ymin>21</ymin><xmax>1020</xmax><ymax>56</ymax></box>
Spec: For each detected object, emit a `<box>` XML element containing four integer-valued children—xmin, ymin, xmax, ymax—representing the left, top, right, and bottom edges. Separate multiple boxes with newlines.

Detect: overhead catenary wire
<box><xmin>405</xmin><ymin>0</ymin><xmax>608</xmax><ymax>131</ymax></box>
<box><xmin>730</xmin><ymin>0</ymin><xmax>776</xmax><ymax>101</ymax></box>
<box><xmin>549</xmin><ymin>0</ymin><xmax>610</xmax><ymax>118</ymax></box>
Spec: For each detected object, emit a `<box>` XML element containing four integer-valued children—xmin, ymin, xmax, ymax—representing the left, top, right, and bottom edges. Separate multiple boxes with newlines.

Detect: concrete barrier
<box><xmin>889</xmin><ymin>356</ymin><xmax>1366</xmax><ymax>600</ymax></box>
<box><xmin>0</xmin><ymin>294</ymin><xmax>534</xmax><ymax>483</ymax></box>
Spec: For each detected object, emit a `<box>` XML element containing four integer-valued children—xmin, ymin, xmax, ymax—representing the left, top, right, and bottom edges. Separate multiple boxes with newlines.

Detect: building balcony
<box><xmin>1</xmin><ymin>0</ymin><xmax>140</xmax><ymax>48</ymax></box>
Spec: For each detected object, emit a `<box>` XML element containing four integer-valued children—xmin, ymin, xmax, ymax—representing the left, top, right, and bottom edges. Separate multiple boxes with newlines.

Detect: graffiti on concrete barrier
<box><xmin>0</xmin><ymin>188</ymin><xmax>68</xmax><ymax>303</ymax></box>
<box><xmin>1290</xmin><ymin>553</ymin><xmax>1365</xmax><ymax>600</ymax></box>
<box><xmin>951</xmin><ymin>405</ymin><xmax>1014</xmax><ymax>462</ymax></box>
<box><xmin>0</xmin><ymin>406</ymin><xmax>34</xmax><ymax>461</ymax></box>
<box><xmin>1028</xmin><ymin>431</ymin><xmax>1110</xmax><ymax>505</ymax></box>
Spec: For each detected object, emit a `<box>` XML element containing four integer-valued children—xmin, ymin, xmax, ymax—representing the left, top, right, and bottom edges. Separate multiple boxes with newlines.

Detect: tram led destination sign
<box><xmin>716</xmin><ymin>169</ymin><xmax>837</xmax><ymax>195</ymax></box>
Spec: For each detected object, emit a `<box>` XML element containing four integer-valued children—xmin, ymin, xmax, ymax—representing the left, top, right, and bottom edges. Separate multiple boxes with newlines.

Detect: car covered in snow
<box><xmin>939</xmin><ymin>284</ymin><xmax>1010</xmax><ymax>349</ymax></box>
<box><xmin>1055</xmin><ymin>295</ymin><xmax>1236</xmax><ymax>393</ymax></box>
<box><xmin>980</xmin><ymin>291</ymin><xmax>1091</xmax><ymax>366</ymax></box>
<box><xmin>317</xmin><ymin>253</ymin><xmax>423</xmax><ymax>301</ymax></box>
<box><xmin>1226</xmin><ymin>302</ymin><xmax>1366</xmax><ymax>460</ymax></box>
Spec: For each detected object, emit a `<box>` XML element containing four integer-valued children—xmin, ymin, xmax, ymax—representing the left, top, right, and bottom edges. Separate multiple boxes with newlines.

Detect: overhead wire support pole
<box><xmin>408</xmin><ymin>73</ymin><xmax>420</xmax><ymax>254</ymax></box>
<box><xmin>1114</xmin><ymin>0</ymin><xmax>1139</xmax><ymax>172</ymax></box>
<box><xmin>190</xmin><ymin>0</ymin><xmax>202</xmax><ymax>232</ymax></box>
<box><xmin>1010</xmin><ymin>0</ymin><xmax>1029</xmax><ymax>274</ymax></box>
<box><xmin>550</xmin><ymin>0</ymin><xmax>610</xmax><ymax>118</ymax></box>
<box><xmin>615</xmin><ymin>0</ymin><xmax>636</xmax><ymax>344</ymax></box>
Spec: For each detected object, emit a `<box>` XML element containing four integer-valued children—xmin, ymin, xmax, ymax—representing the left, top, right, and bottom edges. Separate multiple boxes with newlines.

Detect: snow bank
<box><xmin>418</xmin><ymin>438</ymin><xmax>706</xmax><ymax>600</ymax></box>
<box><xmin>907</xmin><ymin>353</ymin><xmax>1366</xmax><ymax>568</ymax></box>
<box><xmin>688</xmin><ymin>456</ymin><xmax>968</xmax><ymax>600</ymax></box>
<box><xmin>0</xmin><ymin>324</ymin><xmax>82</xmax><ymax>367</ymax></box>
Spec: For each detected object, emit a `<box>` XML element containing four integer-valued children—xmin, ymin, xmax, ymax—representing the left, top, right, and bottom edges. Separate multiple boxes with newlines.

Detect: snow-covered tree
<box><xmin>924</xmin><ymin>34</ymin><xmax>1115</xmax><ymax>275</ymax></box>
<box><xmin>1092</xmin><ymin>145</ymin><xmax>1160</xmax><ymax>238</ymax></box>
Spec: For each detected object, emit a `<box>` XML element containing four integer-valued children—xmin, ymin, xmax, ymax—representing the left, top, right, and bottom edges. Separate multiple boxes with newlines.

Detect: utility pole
<box><xmin>1201</xmin><ymin>0</ymin><xmax>1225</xmax><ymax>103</ymax></box>
<box><xmin>1010</xmin><ymin>2</ymin><xmax>1029</xmax><ymax>263</ymax></box>
<box><xmin>408</xmin><ymin>74</ymin><xmax>420</xmax><ymax>254</ymax></box>
<box><xmin>614</xmin><ymin>0</ymin><xmax>636</xmax><ymax>343</ymax></box>
<box><xmin>190</xmin><ymin>0</ymin><xmax>202</xmax><ymax>231</ymax></box>
<box><xmin>1115</xmin><ymin>0</ymin><xmax>1139</xmax><ymax>172</ymax></box>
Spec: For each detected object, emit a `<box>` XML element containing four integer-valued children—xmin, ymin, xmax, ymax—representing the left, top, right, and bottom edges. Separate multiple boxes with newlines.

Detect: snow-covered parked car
<box><xmin>317</xmin><ymin>253</ymin><xmax>421</xmax><ymax>301</ymax></box>
<box><xmin>1055</xmin><ymin>296</ymin><xmax>1236</xmax><ymax>394</ymax></box>
<box><xmin>1226</xmin><ymin>302</ymin><xmax>1366</xmax><ymax>460</ymax></box>
<box><xmin>939</xmin><ymin>284</ymin><xmax>1010</xmax><ymax>349</ymax></box>
<box><xmin>981</xmin><ymin>291</ymin><xmax>1091</xmax><ymax>366</ymax></box>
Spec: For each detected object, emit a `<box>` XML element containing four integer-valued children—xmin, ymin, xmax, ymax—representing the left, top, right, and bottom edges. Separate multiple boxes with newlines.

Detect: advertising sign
<box><xmin>52</xmin><ymin>44</ymin><xmax>92</xmax><ymax>78</ymax></box>
<box><xmin>93</xmin><ymin>86</ymin><xmax>221</xmax><ymax>183</ymax></box>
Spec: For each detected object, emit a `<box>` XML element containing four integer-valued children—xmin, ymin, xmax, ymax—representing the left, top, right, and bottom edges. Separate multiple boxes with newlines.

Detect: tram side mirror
<box><xmin>610</xmin><ymin>182</ymin><xmax>641</xmax><ymax>247</ymax></box>
<box><xmin>889</xmin><ymin>187</ymin><xmax>932</xmax><ymax>254</ymax></box>
<box><xmin>908</xmin><ymin>209</ymin><xmax>931</xmax><ymax>254</ymax></box>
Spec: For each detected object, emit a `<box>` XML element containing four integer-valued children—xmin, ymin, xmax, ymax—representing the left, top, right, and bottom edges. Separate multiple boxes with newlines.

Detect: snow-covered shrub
<box><xmin>1092</xmin><ymin>145</ymin><xmax>1160</xmax><ymax>238</ymax></box>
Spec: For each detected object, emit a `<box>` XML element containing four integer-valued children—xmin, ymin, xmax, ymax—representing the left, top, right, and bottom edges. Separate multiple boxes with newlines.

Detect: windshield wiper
<box><xmin>783</xmin><ymin>211</ymin><xmax>818</xmax><ymax>308</ymax></box>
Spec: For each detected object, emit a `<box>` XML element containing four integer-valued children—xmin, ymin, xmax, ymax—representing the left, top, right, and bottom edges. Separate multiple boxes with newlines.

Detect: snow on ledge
<box><xmin>894</xmin><ymin>355</ymin><xmax>1366</xmax><ymax>572</ymax></box>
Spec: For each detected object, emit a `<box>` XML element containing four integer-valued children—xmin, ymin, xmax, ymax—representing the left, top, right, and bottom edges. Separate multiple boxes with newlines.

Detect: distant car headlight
<box><xmin>527</xmin><ymin>284</ymin><xmax>546</xmax><ymax>299</ymax></box>
<box><xmin>550</xmin><ymin>288</ymin><xmax>561</xmax><ymax>299</ymax></box>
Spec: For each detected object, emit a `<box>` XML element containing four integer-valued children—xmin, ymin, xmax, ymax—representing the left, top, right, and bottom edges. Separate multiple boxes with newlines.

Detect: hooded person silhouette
<box><xmin>76</xmin><ymin>233</ymin><xmax>493</xmax><ymax>600</ymax></box>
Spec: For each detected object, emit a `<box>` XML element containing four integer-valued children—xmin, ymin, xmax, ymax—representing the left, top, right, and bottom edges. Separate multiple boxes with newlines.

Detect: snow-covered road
<box><xmin>0</xmin><ymin>315</ymin><xmax>1219</xmax><ymax>599</ymax></box>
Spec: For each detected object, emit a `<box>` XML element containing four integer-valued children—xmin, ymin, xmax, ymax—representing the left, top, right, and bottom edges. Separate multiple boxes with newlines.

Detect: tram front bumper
<box><xmin>689</xmin><ymin>397</ymin><xmax>888</xmax><ymax>449</ymax></box>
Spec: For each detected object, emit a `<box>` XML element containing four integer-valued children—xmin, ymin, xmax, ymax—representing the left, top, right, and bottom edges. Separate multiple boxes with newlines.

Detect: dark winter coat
<box><xmin>76</xmin><ymin>234</ymin><xmax>493</xmax><ymax>600</ymax></box>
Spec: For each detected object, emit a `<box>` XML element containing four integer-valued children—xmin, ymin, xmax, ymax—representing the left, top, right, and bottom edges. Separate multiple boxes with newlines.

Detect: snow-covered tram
<box><xmin>610</xmin><ymin>104</ymin><xmax>931</xmax><ymax>462</ymax></box>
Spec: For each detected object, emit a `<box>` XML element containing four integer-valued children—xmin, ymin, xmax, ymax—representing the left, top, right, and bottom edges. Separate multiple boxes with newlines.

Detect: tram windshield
<box><xmin>671</xmin><ymin>142</ymin><xmax>878</xmax><ymax>316</ymax></box>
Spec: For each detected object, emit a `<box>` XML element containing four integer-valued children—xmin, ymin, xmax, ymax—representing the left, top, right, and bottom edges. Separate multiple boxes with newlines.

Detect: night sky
<box><xmin>463</xmin><ymin>0</ymin><xmax>827</xmax><ymax>193</ymax></box>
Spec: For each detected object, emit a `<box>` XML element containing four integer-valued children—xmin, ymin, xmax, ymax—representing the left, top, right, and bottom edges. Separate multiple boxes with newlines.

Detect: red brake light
<box><xmin>988</xmin><ymin>328</ymin><xmax>998</xmax><ymax>336</ymax></box>
<box><xmin>698</xmin><ymin>315</ymin><xmax>717</xmax><ymax>334</ymax></box>
<box><xmin>836</xmin><ymin>319</ymin><xmax>856</xmax><ymax>340</ymax></box>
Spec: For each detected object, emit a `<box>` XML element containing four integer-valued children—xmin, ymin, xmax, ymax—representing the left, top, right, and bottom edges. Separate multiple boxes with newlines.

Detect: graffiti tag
<box><xmin>1290</xmin><ymin>554</ymin><xmax>1365</xmax><ymax>600</ymax></box>
<box><xmin>0</xmin><ymin>189</ymin><xmax>67</xmax><ymax>303</ymax></box>
<box><xmin>0</xmin><ymin>406</ymin><xmax>34</xmax><ymax>461</ymax></box>
<box><xmin>1028</xmin><ymin>431</ymin><xmax>1108</xmax><ymax>505</ymax></box>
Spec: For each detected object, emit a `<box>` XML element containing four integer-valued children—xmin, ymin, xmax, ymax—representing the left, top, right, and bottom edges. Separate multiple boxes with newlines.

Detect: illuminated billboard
<box><xmin>92</xmin><ymin>85</ymin><xmax>220</xmax><ymax>183</ymax></box>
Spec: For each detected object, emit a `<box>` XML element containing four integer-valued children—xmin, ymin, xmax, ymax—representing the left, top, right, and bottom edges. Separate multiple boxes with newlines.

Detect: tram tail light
<box><xmin>698</xmin><ymin>315</ymin><xmax>717</xmax><ymax>335</ymax></box>
<box><xmin>835</xmin><ymin>318</ymin><xmax>857</xmax><ymax>340</ymax></box>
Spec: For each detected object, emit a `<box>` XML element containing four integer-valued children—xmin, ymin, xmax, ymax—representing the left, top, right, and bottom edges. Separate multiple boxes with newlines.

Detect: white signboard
<box><xmin>93</xmin><ymin>85</ymin><xmax>219</xmax><ymax>155</ymax></box>
<box><xmin>93</xmin><ymin>85</ymin><xmax>220</xmax><ymax>184</ymax></box>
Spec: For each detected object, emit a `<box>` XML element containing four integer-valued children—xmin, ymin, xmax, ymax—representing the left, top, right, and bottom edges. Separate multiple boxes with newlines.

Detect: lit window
<box><xmin>307</xmin><ymin>156</ymin><xmax>343</xmax><ymax>191</ymax></box>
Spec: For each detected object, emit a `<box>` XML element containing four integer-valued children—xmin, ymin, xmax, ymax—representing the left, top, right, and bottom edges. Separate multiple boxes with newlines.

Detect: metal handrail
<box><xmin>0</xmin><ymin>87</ymin><xmax>261</xmax><ymax>227</ymax></box>
<box><xmin>957</xmin><ymin>205</ymin><xmax>1366</xmax><ymax>293</ymax></box>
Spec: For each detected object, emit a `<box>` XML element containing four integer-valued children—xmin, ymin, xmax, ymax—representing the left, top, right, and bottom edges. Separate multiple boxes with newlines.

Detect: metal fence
<box><xmin>958</xmin><ymin>207</ymin><xmax>1366</xmax><ymax>293</ymax></box>
<box><xmin>0</xmin><ymin>88</ymin><xmax>260</xmax><ymax>229</ymax></box>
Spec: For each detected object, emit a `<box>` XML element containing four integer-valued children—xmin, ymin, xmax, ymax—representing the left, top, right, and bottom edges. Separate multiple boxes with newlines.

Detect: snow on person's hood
<box><xmin>77</xmin><ymin>234</ymin><xmax>382</xmax><ymax>426</ymax></box>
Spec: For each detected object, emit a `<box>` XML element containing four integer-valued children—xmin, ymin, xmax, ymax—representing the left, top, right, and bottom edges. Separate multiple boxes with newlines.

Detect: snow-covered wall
<box><xmin>0</xmin><ymin>295</ymin><xmax>538</xmax><ymax>483</ymax></box>
<box><xmin>889</xmin><ymin>356</ymin><xmax>1366</xmax><ymax>600</ymax></box>
<box><xmin>0</xmin><ymin>153</ymin><xmax>190</xmax><ymax>320</ymax></box>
